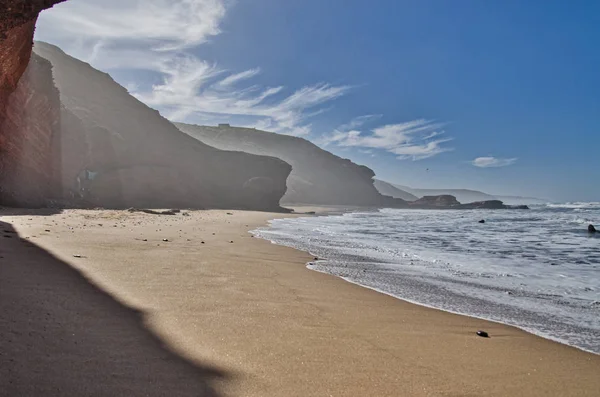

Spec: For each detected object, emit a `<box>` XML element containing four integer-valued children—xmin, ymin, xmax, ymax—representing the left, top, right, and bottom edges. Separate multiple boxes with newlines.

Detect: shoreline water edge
<box><xmin>254</xmin><ymin>204</ymin><xmax>600</xmax><ymax>355</ymax></box>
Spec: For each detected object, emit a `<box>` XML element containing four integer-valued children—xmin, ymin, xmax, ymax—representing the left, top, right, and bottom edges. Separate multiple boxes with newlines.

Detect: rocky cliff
<box><xmin>409</xmin><ymin>195</ymin><xmax>460</xmax><ymax>208</ymax></box>
<box><xmin>408</xmin><ymin>195</ymin><xmax>526</xmax><ymax>210</ymax></box>
<box><xmin>0</xmin><ymin>0</ymin><xmax>67</xmax><ymax>206</ymax></box>
<box><xmin>32</xmin><ymin>42</ymin><xmax>291</xmax><ymax>211</ymax></box>
<box><xmin>392</xmin><ymin>184</ymin><xmax>498</xmax><ymax>204</ymax></box>
<box><xmin>176</xmin><ymin>123</ymin><xmax>398</xmax><ymax>207</ymax></box>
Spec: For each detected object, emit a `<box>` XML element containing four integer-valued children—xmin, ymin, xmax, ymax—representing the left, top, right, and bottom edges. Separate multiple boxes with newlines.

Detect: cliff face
<box><xmin>0</xmin><ymin>0</ymin><xmax>67</xmax><ymax>206</ymax></box>
<box><xmin>32</xmin><ymin>42</ymin><xmax>291</xmax><ymax>211</ymax></box>
<box><xmin>176</xmin><ymin>123</ymin><xmax>393</xmax><ymax>207</ymax></box>
<box><xmin>0</xmin><ymin>53</ymin><xmax>61</xmax><ymax>206</ymax></box>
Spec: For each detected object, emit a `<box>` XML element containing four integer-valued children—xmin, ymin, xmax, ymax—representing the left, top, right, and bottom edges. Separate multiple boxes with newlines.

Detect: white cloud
<box><xmin>35</xmin><ymin>0</ymin><xmax>351</xmax><ymax>136</ymax></box>
<box><xmin>37</xmin><ymin>0</ymin><xmax>226</xmax><ymax>51</ymax></box>
<box><xmin>337</xmin><ymin>114</ymin><xmax>382</xmax><ymax>132</ymax></box>
<box><xmin>472</xmin><ymin>157</ymin><xmax>517</xmax><ymax>168</ymax></box>
<box><xmin>321</xmin><ymin>118</ymin><xmax>453</xmax><ymax>160</ymax></box>
<box><xmin>216</xmin><ymin>68</ymin><xmax>261</xmax><ymax>88</ymax></box>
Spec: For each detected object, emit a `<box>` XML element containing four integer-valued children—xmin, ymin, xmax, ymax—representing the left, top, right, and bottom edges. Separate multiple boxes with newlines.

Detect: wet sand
<box><xmin>1</xmin><ymin>208</ymin><xmax>599</xmax><ymax>396</ymax></box>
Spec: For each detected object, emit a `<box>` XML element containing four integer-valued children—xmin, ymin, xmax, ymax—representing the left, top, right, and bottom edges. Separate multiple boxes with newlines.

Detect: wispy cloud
<box><xmin>337</xmin><ymin>114</ymin><xmax>382</xmax><ymax>132</ymax></box>
<box><xmin>35</xmin><ymin>0</ymin><xmax>351</xmax><ymax>136</ymax></box>
<box><xmin>215</xmin><ymin>68</ymin><xmax>261</xmax><ymax>88</ymax></box>
<box><xmin>472</xmin><ymin>156</ymin><xmax>517</xmax><ymax>168</ymax></box>
<box><xmin>37</xmin><ymin>0</ymin><xmax>227</xmax><ymax>50</ymax></box>
<box><xmin>321</xmin><ymin>118</ymin><xmax>453</xmax><ymax>160</ymax></box>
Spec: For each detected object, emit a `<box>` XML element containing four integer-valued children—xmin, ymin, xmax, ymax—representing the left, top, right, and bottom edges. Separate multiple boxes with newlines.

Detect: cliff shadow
<box><xmin>0</xmin><ymin>206</ymin><xmax>63</xmax><ymax>216</ymax></box>
<box><xmin>0</xmin><ymin>220</ymin><xmax>229</xmax><ymax>397</ymax></box>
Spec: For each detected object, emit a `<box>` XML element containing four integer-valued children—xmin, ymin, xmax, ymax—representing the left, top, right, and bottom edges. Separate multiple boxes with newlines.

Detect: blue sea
<box><xmin>254</xmin><ymin>203</ymin><xmax>600</xmax><ymax>354</ymax></box>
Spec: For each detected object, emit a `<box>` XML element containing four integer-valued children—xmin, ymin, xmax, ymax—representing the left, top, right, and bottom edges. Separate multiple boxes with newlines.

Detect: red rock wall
<box><xmin>0</xmin><ymin>1</ymin><xmax>67</xmax><ymax>102</ymax></box>
<box><xmin>0</xmin><ymin>0</ymin><xmax>67</xmax><ymax>206</ymax></box>
<box><xmin>0</xmin><ymin>53</ymin><xmax>61</xmax><ymax>206</ymax></box>
<box><xmin>0</xmin><ymin>20</ymin><xmax>36</xmax><ymax>116</ymax></box>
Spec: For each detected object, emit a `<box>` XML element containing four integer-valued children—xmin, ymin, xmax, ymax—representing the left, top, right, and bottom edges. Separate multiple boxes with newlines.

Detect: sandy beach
<box><xmin>1</xmin><ymin>208</ymin><xmax>599</xmax><ymax>397</ymax></box>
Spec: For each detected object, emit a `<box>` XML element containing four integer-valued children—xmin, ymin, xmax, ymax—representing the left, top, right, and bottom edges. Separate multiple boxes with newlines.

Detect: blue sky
<box><xmin>36</xmin><ymin>0</ymin><xmax>599</xmax><ymax>201</ymax></box>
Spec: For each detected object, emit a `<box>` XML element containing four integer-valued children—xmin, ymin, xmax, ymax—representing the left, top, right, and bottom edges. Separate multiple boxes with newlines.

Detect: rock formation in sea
<box><xmin>408</xmin><ymin>196</ymin><xmax>527</xmax><ymax>210</ymax></box>
<box><xmin>393</xmin><ymin>185</ymin><xmax>498</xmax><ymax>204</ymax></box>
<box><xmin>409</xmin><ymin>195</ymin><xmax>460</xmax><ymax>208</ymax></box>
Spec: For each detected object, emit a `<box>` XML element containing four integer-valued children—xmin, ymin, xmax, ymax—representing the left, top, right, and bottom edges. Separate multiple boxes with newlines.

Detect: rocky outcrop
<box><xmin>32</xmin><ymin>42</ymin><xmax>291</xmax><ymax>211</ymax></box>
<box><xmin>407</xmin><ymin>196</ymin><xmax>527</xmax><ymax>210</ymax></box>
<box><xmin>0</xmin><ymin>1</ymin><xmax>67</xmax><ymax>33</ymax></box>
<box><xmin>458</xmin><ymin>200</ymin><xmax>505</xmax><ymax>209</ymax></box>
<box><xmin>393</xmin><ymin>185</ymin><xmax>498</xmax><ymax>204</ymax></box>
<box><xmin>0</xmin><ymin>0</ymin><xmax>67</xmax><ymax>206</ymax></box>
<box><xmin>588</xmin><ymin>224</ymin><xmax>596</xmax><ymax>234</ymax></box>
<box><xmin>176</xmin><ymin>123</ymin><xmax>390</xmax><ymax>206</ymax></box>
<box><xmin>409</xmin><ymin>195</ymin><xmax>460</xmax><ymax>208</ymax></box>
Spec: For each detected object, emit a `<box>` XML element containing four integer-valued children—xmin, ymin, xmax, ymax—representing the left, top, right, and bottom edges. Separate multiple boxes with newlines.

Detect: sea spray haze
<box><xmin>254</xmin><ymin>203</ymin><xmax>600</xmax><ymax>354</ymax></box>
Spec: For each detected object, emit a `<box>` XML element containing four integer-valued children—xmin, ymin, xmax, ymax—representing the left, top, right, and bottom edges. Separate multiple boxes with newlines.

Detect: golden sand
<box><xmin>1</xmin><ymin>208</ymin><xmax>599</xmax><ymax>396</ymax></box>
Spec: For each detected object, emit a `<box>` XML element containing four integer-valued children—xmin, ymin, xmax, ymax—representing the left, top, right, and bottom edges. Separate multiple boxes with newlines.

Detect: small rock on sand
<box><xmin>476</xmin><ymin>330</ymin><xmax>489</xmax><ymax>338</ymax></box>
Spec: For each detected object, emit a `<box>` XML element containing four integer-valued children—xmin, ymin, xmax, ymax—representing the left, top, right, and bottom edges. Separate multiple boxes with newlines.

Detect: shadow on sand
<box><xmin>0</xmin><ymin>220</ymin><xmax>229</xmax><ymax>396</ymax></box>
<box><xmin>0</xmin><ymin>206</ymin><xmax>63</xmax><ymax>216</ymax></box>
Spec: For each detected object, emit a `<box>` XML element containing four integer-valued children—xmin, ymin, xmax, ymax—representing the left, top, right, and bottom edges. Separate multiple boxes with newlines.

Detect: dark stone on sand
<box><xmin>589</xmin><ymin>224</ymin><xmax>597</xmax><ymax>233</ymax></box>
<box><xmin>476</xmin><ymin>330</ymin><xmax>489</xmax><ymax>338</ymax></box>
<box><xmin>128</xmin><ymin>208</ymin><xmax>178</xmax><ymax>215</ymax></box>
<box><xmin>314</xmin><ymin>257</ymin><xmax>319</xmax><ymax>261</ymax></box>
<box><xmin>478</xmin><ymin>220</ymin><xmax>485</xmax><ymax>224</ymax></box>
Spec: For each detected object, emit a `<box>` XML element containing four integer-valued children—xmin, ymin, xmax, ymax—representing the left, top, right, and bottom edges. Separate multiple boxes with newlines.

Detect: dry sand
<box><xmin>1</xmin><ymin>208</ymin><xmax>599</xmax><ymax>397</ymax></box>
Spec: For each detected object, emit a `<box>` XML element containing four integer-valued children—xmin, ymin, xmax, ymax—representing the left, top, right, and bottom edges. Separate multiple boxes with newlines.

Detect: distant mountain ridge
<box><xmin>373</xmin><ymin>180</ymin><xmax>418</xmax><ymax>201</ymax></box>
<box><xmin>375</xmin><ymin>181</ymin><xmax>546</xmax><ymax>205</ymax></box>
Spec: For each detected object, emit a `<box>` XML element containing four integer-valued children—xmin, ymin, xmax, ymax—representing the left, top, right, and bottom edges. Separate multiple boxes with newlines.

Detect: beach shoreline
<box><xmin>255</xmin><ymin>207</ymin><xmax>600</xmax><ymax>356</ymax></box>
<box><xmin>1</xmin><ymin>207</ymin><xmax>599</xmax><ymax>396</ymax></box>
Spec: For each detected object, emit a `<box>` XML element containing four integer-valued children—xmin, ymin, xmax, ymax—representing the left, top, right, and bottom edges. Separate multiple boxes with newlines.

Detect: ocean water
<box><xmin>253</xmin><ymin>203</ymin><xmax>600</xmax><ymax>354</ymax></box>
